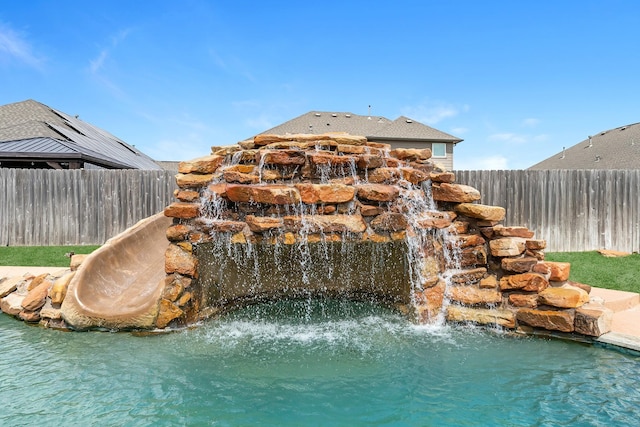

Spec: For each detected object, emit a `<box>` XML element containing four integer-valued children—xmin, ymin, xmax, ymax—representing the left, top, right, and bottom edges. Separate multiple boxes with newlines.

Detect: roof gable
<box><xmin>529</xmin><ymin>122</ymin><xmax>640</xmax><ymax>169</ymax></box>
<box><xmin>258</xmin><ymin>111</ymin><xmax>462</xmax><ymax>143</ymax></box>
<box><xmin>0</xmin><ymin>99</ymin><xmax>160</xmax><ymax>169</ymax></box>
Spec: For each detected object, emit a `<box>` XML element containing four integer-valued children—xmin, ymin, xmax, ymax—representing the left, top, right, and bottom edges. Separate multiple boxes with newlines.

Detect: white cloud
<box><xmin>0</xmin><ymin>22</ymin><xmax>43</xmax><ymax>68</ymax></box>
<box><xmin>88</xmin><ymin>28</ymin><xmax>132</xmax><ymax>75</ymax></box>
<box><xmin>89</xmin><ymin>50</ymin><xmax>108</xmax><ymax>73</ymax></box>
<box><xmin>455</xmin><ymin>155</ymin><xmax>509</xmax><ymax>170</ymax></box>
<box><xmin>401</xmin><ymin>101</ymin><xmax>467</xmax><ymax>125</ymax></box>
<box><xmin>522</xmin><ymin>118</ymin><xmax>540</xmax><ymax>127</ymax></box>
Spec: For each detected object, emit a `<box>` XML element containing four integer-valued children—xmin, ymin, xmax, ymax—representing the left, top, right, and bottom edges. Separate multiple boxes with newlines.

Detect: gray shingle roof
<box><xmin>0</xmin><ymin>99</ymin><xmax>160</xmax><ymax>169</ymax></box>
<box><xmin>529</xmin><ymin>122</ymin><xmax>640</xmax><ymax>170</ymax></box>
<box><xmin>257</xmin><ymin>111</ymin><xmax>463</xmax><ymax>143</ymax></box>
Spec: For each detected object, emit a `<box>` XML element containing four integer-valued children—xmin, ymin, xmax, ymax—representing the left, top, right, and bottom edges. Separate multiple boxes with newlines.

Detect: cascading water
<box><xmin>194</xmin><ymin>138</ymin><xmax>463</xmax><ymax>323</ymax></box>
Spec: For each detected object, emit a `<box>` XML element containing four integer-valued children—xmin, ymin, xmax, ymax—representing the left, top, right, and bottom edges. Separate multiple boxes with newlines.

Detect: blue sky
<box><xmin>1</xmin><ymin>1</ymin><xmax>639</xmax><ymax>169</ymax></box>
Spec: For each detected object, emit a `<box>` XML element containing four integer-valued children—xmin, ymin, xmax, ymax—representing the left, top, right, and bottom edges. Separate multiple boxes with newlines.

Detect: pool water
<box><xmin>1</xmin><ymin>300</ymin><xmax>639</xmax><ymax>426</ymax></box>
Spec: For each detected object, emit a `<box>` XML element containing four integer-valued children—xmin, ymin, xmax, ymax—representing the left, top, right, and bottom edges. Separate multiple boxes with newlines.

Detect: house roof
<box><xmin>257</xmin><ymin>111</ymin><xmax>463</xmax><ymax>143</ymax></box>
<box><xmin>529</xmin><ymin>122</ymin><xmax>640</xmax><ymax>170</ymax></box>
<box><xmin>0</xmin><ymin>99</ymin><xmax>161</xmax><ymax>169</ymax></box>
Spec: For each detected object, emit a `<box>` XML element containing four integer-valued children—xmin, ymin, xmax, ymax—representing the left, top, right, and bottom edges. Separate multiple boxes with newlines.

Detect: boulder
<box><xmin>489</xmin><ymin>237</ymin><xmax>526</xmax><ymax>257</ymax></box>
<box><xmin>164</xmin><ymin>202</ymin><xmax>199</xmax><ymax>219</ymax></box>
<box><xmin>538</xmin><ymin>286</ymin><xmax>589</xmax><ymax>308</ymax></box>
<box><xmin>356</xmin><ymin>154</ymin><xmax>384</xmax><ymax>169</ymax></box>
<box><xmin>49</xmin><ymin>272</ymin><xmax>75</xmax><ymax>305</ymax></box>
<box><xmin>574</xmin><ymin>304</ymin><xmax>614</xmax><ymax>336</ymax></box>
<box><xmin>448</xmin><ymin>286</ymin><xmax>502</xmax><ymax>306</ymax></box>
<box><xmin>166</xmin><ymin>224</ymin><xmax>192</xmax><ymax>242</ymax></box>
<box><xmin>155</xmin><ymin>299</ymin><xmax>184</xmax><ymax>329</ymax></box>
<box><xmin>356</xmin><ymin>184</ymin><xmax>400</xmax><ymax>202</ymax></box>
<box><xmin>491</xmin><ymin>225</ymin><xmax>534</xmax><ymax>238</ymax></box>
<box><xmin>446</xmin><ymin>305</ymin><xmax>516</xmax><ymax>328</ymax></box>
<box><xmin>175</xmin><ymin>173</ymin><xmax>214</xmax><ymax>188</ymax></box>
<box><xmin>283</xmin><ymin>214</ymin><xmax>367</xmax><ymax>234</ymax></box>
<box><xmin>501</xmin><ymin>256</ymin><xmax>538</xmax><ymax>273</ymax></box>
<box><xmin>500</xmin><ymin>273</ymin><xmax>549</xmax><ymax>292</ymax></box>
<box><xmin>245</xmin><ymin>215</ymin><xmax>284</xmax><ymax>233</ymax></box>
<box><xmin>508</xmin><ymin>293</ymin><xmax>538</xmax><ymax>308</ymax></box>
<box><xmin>178</xmin><ymin>155</ymin><xmax>224</xmax><ymax>174</ymax></box>
<box><xmin>516</xmin><ymin>308</ymin><xmax>575</xmax><ymax>332</ymax></box>
<box><xmin>479</xmin><ymin>275</ymin><xmax>498</xmax><ymax>289</ymax></box>
<box><xmin>432</xmin><ymin>183</ymin><xmax>481</xmax><ymax>203</ymax></box>
<box><xmin>295</xmin><ymin>183</ymin><xmax>356</xmax><ymax>204</ymax></box>
<box><xmin>256</xmin><ymin>149</ymin><xmax>307</xmax><ymax>166</ymax></box>
<box><xmin>0</xmin><ymin>276</ymin><xmax>22</xmax><ymax>298</ymax></box>
<box><xmin>0</xmin><ymin>292</ymin><xmax>25</xmax><ymax>316</ymax></box>
<box><xmin>370</xmin><ymin>212</ymin><xmax>408</xmax><ymax>232</ymax></box>
<box><xmin>226</xmin><ymin>184</ymin><xmax>301</xmax><ymax>205</ymax></box>
<box><xmin>429</xmin><ymin>171</ymin><xmax>455</xmax><ymax>183</ymax></box>
<box><xmin>223</xmin><ymin>170</ymin><xmax>259</xmax><ymax>184</ymax></box>
<box><xmin>21</xmin><ymin>279</ymin><xmax>51</xmax><ymax>311</ymax></box>
<box><xmin>455</xmin><ymin>203</ymin><xmax>506</xmax><ymax>222</ymax></box>
<box><xmin>389</xmin><ymin>148</ymin><xmax>432</xmax><ymax>161</ymax></box>
<box><xmin>165</xmin><ymin>244</ymin><xmax>198</xmax><ymax>277</ymax></box>
<box><xmin>543</xmin><ymin>261</ymin><xmax>571</xmax><ymax>282</ymax></box>
<box><xmin>525</xmin><ymin>239</ymin><xmax>546</xmax><ymax>250</ymax></box>
<box><xmin>414</xmin><ymin>280</ymin><xmax>446</xmax><ymax>322</ymax></box>
<box><xmin>416</xmin><ymin>211</ymin><xmax>457</xmax><ymax>229</ymax></box>
<box><xmin>366</xmin><ymin>167</ymin><xmax>402</xmax><ymax>184</ymax></box>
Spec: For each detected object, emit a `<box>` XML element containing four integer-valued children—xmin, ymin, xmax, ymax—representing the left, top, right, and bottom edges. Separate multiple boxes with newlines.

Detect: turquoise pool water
<box><xmin>1</xmin><ymin>300</ymin><xmax>639</xmax><ymax>426</ymax></box>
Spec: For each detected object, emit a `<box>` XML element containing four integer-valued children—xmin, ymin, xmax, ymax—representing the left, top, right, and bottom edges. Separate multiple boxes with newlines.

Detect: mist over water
<box><xmin>1</xmin><ymin>300</ymin><xmax>639</xmax><ymax>426</ymax></box>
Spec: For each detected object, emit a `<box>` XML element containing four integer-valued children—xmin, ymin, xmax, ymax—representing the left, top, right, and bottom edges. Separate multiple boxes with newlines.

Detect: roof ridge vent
<box><xmin>345</xmin><ymin>114</ymin><xmax>351</xmax><ymax>118</ymax></box>
<box><xmin>314</xmin><ymin>113</ymin><xmax>321</xmax><ymax>117</ymax></box>
<box><xmin>406</xmin><ymin>119</ymin><xmax>413</xmax><ymax>123</ymax></box>
<box><xmin>331</xmin><ymin>113</ymin><xmax>337</xmax><ymax>117</ymax></box>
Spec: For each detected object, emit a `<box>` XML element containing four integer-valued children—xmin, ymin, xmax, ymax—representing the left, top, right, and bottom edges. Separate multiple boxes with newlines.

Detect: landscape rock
<box><xmin>446</xmin><ymin>305</ymin><xmax>516</xmax><ymax>328</ymax></box>
<box><xmin>447</xmin><ymin>286</ymin><xmax>502</xmax><ymax>306</ymax></box>
<box><xmin>500</xmin><ymin>273</ymin><xmax>549</xmax><ymax>292</ymax></box>
<box><xmin>516</xmin><ymin>308</ymin><xmax>575</xmax><ymax>332</ymax></box>
<box><xmin>21</xmin><ymin>279</ymin><xmax>52</xmax><ymax>311</ymax></box>
<box><xmin>0</xmin><ymin>276</ymin><xmax>22</xmax><ymax>298</ymax></box>
<box><xmin>489</xmin><ymin>237</ymin><xmax>526</xmax><ymax>257</ymax></box>
<box><xmin>538</xmin><ymin>286</ymin><xmax>589</xmax><ymax>308</ymax></box>
<box><xmin>432</xmin><ymin>183</ymin><xmax>481</xmax><ymax>203</ymax></box>
<box><xmin>574</xmin><ymin>304</ymin><xmax>614</xmax><ymax>336</ymax></box>
<box><xmin>0</xmin><ymin>292</ymin><xmax>25</xmax><ymax>316</ymax></box>
<box><xmin>455</xmin><ymin>203</ymin><xmax>506</xmax><ymax>222</ymax></box>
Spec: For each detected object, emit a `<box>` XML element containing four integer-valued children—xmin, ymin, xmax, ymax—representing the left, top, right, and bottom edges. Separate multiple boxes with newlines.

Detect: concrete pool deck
<box><xmin>1</xmin><ymin>265</ymin><xmax>639</xmax><ymax>352</ymax></box>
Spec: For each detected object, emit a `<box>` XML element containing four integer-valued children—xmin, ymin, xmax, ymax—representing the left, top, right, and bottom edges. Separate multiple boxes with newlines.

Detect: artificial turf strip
<box><xmin>0</xmin><ymin>245</ymin><xmax>100</xmax><ymax>267</ymax></box>
<box><xmin>545</xmin><ymin>251</ymin><xmax>640</xmax><ymax>294</ymax></box>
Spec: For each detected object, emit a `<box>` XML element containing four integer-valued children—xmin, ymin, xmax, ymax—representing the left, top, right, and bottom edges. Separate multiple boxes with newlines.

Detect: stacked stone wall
<box><xmin>162</xmin><ymin>133</ymin><xmax>613</xmax><ymax>337</ymax></box>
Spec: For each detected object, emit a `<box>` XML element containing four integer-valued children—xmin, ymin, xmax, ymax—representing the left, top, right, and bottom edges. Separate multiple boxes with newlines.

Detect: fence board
<box><xmin>1</xmin><ymin>169</ymin><xmax>639</xmax><ymax>251</ymax></box>
<box><xmin>1</xmin><ymin>169</ymin><xmax>177</xmax><ymax>246</ymax></box>
<box><xmin>455</xmin><ymin>169</ymin><xmax>640</xmax><ymax>252</ymax></box>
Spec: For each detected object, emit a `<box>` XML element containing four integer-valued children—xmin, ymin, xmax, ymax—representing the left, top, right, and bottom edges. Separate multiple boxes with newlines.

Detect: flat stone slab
<box><xmin>590</xmin><ymin>287</ymin><xmax>640</xmax><ymax>312</ymax></box>
<box><xmin>597</xmin><ymin>332</ymin><xmax>640</xmax><ymax>353</ymax></box>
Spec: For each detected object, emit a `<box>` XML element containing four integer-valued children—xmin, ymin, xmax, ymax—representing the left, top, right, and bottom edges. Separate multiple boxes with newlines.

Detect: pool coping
<box><xmin>1</xmin><ymin>266</ymin><xmax>639</xmax><ymax>353</ymax></box>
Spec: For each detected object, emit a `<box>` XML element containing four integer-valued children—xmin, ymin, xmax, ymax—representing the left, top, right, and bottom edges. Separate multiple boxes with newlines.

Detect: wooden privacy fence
<box><xmin>1</xmin><ymin>169</ymin><xmax>177</xmax><ymax>246</ymax></box>
<box><xmin>455</xmin><ymin>169</ymin><xmax>640</xmax><ymax>253</ymax></box>
<box><xmin>1</xmin><ymin>169</ymin><xmax>638</xmax><ymax>251</ymax></box>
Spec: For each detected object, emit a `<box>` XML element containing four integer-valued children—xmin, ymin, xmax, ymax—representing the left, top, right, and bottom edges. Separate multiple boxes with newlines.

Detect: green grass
<box><xmin>545</xmin><ymin>251</ymin><xmax>640</xmax><ymax>294</ymax></box>
<box><xmin>1</xmin><ymin>246</ymin><xmax>638</xmax><ymax>294</ymax></box>
<box><xmin>0</xmin><ymin>245</ymin><xmax>100</xmax><ymax>267</ymax></box>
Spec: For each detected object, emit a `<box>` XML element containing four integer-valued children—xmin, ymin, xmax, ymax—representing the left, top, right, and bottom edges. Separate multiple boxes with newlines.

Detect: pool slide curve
<box><xmin>60</xmin><ymin>212</ymin><xmax>172</xmax><ymax>330</ymax></box>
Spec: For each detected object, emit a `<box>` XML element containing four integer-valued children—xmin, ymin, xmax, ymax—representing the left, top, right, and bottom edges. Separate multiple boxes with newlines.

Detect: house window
<box><xmin>432</xmin><ymin>143</ymin><xmax>446</xmax><ymax>158</ymax></box>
